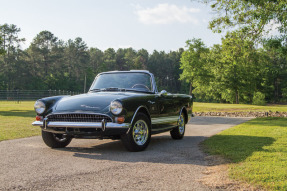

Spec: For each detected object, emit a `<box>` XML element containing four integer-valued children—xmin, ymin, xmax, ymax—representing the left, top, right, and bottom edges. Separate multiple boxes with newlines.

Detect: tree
<box><xmin>260</xmin><ymin>37</ymin><xmax>287</xmax><ymax>102</ymax></box>
<box><xmin>147</xmin><ymin>50</ymin><xmax>167</xmax><ymax>90</ymax></box>
<box><xmin>135</xmin><ymin>49</ymin><xmax>149</xmax><ymax>69</ymax></box>
<box><xmin>89</xmin><ymin>47</ymin><xmax>104</xmax><ymax>74</ymax></box>
<box><xmin>217</xmin><ymin>31</ymin><xmax>261</xmax><ymax>104</ymax></box>
<box><xmin>179</xmin><ymin>33</ymin><xmax>265</xmax><ymax>104</ymax></box>
<box><xmin>192</xmin><ymin>44</ymin><xmax>224</xmax><ymax>102</ymax></box>
<box><xmin>180</xmin><ymin>38</ymin><xmax>209</xmax><ymax>95</ymax></box>
<box><xmin>63</xmin><ymin>37</ymin><xmax>89</xmax><ymax>91</ymax></box>
<box><xmin>0</xmin><ymin>36</ymin><xmax>4</xmax><ymax>55</ymax></box>
<box><xmin>0</xmin><ymin>24</ymin><xmax>25</xmax><ymax>90</ymax></box>
<box><xmin>29</xmin><ymin>31</ymin><xmax>62</xmax><ymax>79</ymax></box>
<box><xmin>205</xmin><ymin>0</ymin><xmax>287</xmax><ymax>40</ymax></box>
<box><xmin>164</xmin><ymin>49</ymin><xmax>185</xmax><ymax>93</ymax></box>
<box><xmin>124</xmin><ymin>48</ymin><xmax>137</xmax><ymax>70</ymax></box>
<box><xmin>103</xmin><ymin>48</ymin><xmax>116</xmax><ymax>71</ymax></box>
<box><xmin>64</xmin><ymin>38</ymin><xmax>89</xmax><ymax>79</ymax></box>
<box><xmin>115</xmin><ymin>48</ymin><xmax>128</xmax><ymax>70</ymax></box>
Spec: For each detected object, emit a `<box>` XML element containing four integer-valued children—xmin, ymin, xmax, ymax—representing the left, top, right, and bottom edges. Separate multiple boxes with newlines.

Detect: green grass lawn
<box><xmin>0</xmin><ymin>101</ymin><xmax>40</xmax><ymax>141</ymax></box>
<box><xmin>0</xmin><ymin>101</ymin><xmax>286</xmax><ymax>142</ymax></box>
<box><xmin>194</xmin><ymin>102</ymin><xmax>287</xmax><ymax>112</ymax></box>
<box><xmin>203</xmin><ymin>117</ymin><xmax>287</xmax><ymax>190</ymax></box>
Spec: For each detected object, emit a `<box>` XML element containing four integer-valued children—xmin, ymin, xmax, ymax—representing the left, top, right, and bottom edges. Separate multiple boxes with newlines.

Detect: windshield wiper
<box><xmin>125</xmin><ymin>88</ymin><xmax>151</xmax><ymax>93</ymax></box>
<box><xmin>89</xmin><ymin>88</ymin><xmax>101</xmax><ymax>92</ymax></box>
<box><xmin>101</xmin><ymin>87</ymin><xmax>126</xmax><ymax>92</ymax></box>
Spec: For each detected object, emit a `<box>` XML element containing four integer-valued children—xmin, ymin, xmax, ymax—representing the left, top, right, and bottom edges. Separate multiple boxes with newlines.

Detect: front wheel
<box><xmin>42</xmin><ymin>130</ymin><xmax>72</xmax><ymax>148</ymax></box>
<box><xmin>121</xmin><ymin>112</ymin><xmax>151</xmax><ymax>152</ymax></box>
<box><xmin>170</xmin><ymin>113</ymin><xmax>185</xmax><ymax>139</ymax></box>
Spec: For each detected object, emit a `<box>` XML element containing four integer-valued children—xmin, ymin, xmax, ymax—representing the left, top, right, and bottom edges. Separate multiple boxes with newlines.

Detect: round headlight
<box><xmin>34</xmin><ymin>100</ymin><xmax>46</xmax><ymax>114</ymax></box>
<box><xmin>110</xmin><ymin>101</ymin><xmax>123</xmax><ymax>115</ymax></box>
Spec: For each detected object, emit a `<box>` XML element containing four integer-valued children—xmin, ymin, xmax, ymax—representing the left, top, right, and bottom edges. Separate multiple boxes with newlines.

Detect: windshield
<box><xmin>89</xmin><ymin>72</ymin><xmax>153</xmax><ymax>93</ymax></box>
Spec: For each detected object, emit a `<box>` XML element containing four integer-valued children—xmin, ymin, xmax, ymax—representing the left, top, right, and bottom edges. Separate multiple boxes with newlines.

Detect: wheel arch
<box><xmin>180</xmin><ymin>107</ymin><xmax>188</xmax><ymax>124</ymax></box>
<box><xmin>130</xmin><ymin>105</ymin><xmax>151</xmax><ymax>125</ymax></box>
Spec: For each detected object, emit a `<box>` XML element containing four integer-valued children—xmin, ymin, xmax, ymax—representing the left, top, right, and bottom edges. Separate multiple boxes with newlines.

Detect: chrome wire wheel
<box><xmin>132</xmin><ymin>119</ymin><xmax>149</xmax><ymax>146</ymax></box>
<box><xmin>178</xmin><ymin>114</ymin><xmax>185</xmax><ymax>135</ymax></box>
<box><xmin>121</xmin><ymin>112</ymin><xmax>151</xmax><ymax>152</ymax></box>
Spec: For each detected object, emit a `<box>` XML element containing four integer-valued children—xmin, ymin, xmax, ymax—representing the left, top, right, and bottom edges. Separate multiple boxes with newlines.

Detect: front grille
<box><xmin>47</xmin><ymin>113</ymin><xmax>112</xmax><ymax>122</ymax></box>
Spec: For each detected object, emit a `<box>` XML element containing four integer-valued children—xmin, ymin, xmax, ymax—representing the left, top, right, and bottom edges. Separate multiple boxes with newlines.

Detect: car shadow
<box><xmin>57</xmin><ymin>134</ymin><xmax>275</xmax><ymax>166</ymax></box>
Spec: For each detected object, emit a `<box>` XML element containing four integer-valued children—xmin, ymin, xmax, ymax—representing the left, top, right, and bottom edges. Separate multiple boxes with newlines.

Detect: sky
<box><xmin>0</xmin><ymin>0</ymin><xmax>224</xmax><ymax>52</ymax></box>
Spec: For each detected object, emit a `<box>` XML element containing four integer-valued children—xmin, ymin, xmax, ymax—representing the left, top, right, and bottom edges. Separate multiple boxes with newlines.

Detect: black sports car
<box><xmin>32</xmin><ymin>70</ymin><xmax>193</xmax><ymax>151</ymax></box>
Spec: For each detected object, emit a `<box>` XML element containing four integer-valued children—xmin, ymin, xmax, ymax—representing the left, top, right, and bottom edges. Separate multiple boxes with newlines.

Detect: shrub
<box><xmin>252</xmin><ymin>92</ymin><xmax>266</xmax><ymax>105</ymax></box>
<box><xmin>282</xmin><ymin>88</ymin><xmax>287</xmax><ymax>102</ymax></box>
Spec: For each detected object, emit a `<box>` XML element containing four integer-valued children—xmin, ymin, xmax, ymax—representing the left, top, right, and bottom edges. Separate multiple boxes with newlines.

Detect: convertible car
<box><xmin>32</xmin><ymin>70</ymin><xmax>193</xmax><ymax>151</ymax></box>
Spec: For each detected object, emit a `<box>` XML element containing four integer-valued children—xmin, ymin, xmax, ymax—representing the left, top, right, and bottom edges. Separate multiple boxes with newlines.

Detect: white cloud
<box><xmin>135</xmin><ymin>4</ymin><xmax>200</xmax><ymax>25</ymax></box>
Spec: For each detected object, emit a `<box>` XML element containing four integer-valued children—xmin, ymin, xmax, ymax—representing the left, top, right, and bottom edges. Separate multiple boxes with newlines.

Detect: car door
<box><xmin>151</xmin><ymin>91</ymin><xmax>179</xmax><ymax>132</ymax></box>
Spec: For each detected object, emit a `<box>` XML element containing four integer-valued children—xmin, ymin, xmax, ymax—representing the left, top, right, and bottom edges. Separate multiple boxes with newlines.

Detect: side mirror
<box><xmin>160</xmin><ymin>90</ymin><xmax>167</xmax><ymax>96</ymax></box>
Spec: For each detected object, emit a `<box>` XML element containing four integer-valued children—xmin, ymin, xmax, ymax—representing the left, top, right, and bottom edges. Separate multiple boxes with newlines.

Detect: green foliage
<box><xmin>217</xmin><ymin>31</ymin><xmax>261</xmax><ymax>104</ymax></box>
<box><xmin>203</xmin><ymin>117</ymin><xmax>287</xmax><ymax>190</ymax></box>
<box><xmin>252</xmin><ymin>92</ymin><xmax>266</xmax><ymax>106</ymax></box>
<box><xmin>206</xmin><ymin>0</ymin><xmax>287</xmax><ymax>40</ymax></box>
<box><xmin>0</xmin><ymin>24</ymin><xmax>26</xmax><ymax>90</ymax></box>
<box><xmin>0</xmin><ymin>36</ymin><xmax>4</xmax><ymax>54</ymax></box>
<box><xmin>180</xmin><ymin>38</ymin><xmax>209</xmax><ymax>83</ymax></box>
<box><xmin>1</xmin><ymin>22</ymin><xmax>286</xmax><ymax>104</ymax></box>
<box><xmin>282</xmin><ymin>87</ymin><xmax>287</xmax><ymax>102</ymax></box>
<box><xmin>180</xmin><ymin>33</ymin><xmax>287</xmax><ymax>104</ymax></box>
<box><xmin>193</xmin><ymin>0</ymin><xmax>287</xmax><ymax>104</ymax></box>
<box><xmin>180</xmin><ymin>38</ymin><xmax>210</xmax><ymax>95</ymax></box>
<box><xmin>260</xmin><ymin>37</ymin><xmax>287</xmax><ymax>102</ymax></box>
<box><xmin>0</xmin><ymin>24</ymin><xmax>188</xmax><ymax>93</ymax></box>
<box><xmin>148</xmin><ymin>49</ymin><xmax>185</xmax><ymax>93</ymax></box>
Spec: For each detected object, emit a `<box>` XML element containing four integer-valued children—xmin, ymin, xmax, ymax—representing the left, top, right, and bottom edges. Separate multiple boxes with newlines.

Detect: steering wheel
<box><xmin>132</xmin><ymin>84</ymin><xmax>150</xmax><ymax>91</ymax></box>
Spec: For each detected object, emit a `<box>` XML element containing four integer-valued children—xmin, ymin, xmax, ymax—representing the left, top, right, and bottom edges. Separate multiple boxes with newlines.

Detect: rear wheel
<box><xmin>42</xmin><ymin>130</ymin><xmax>72</xmax><ymax>148</ymax></box>
<box><xmin>170</xmin><ymin>113</ymin><xmax>185</xmax><ymax>139</ymax></box>
<box><xmin>121</xmin><ymin>112</ymin><xmax>151</xmax><ymax>152</ymax></box>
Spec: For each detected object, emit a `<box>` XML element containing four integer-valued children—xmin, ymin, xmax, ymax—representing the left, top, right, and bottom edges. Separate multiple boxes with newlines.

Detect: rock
<box><xmin>193</xmin><ymin>111</ymin><xmax>287</xmax><ymax>118</ymax></box>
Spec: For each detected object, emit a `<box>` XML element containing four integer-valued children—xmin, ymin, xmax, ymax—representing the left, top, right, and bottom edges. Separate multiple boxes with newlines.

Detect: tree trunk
<box><xmin>236</xmin><ymin>90</ymin><xmax>239</xmax><ymax>104</ymax></box>
<box><xmin>189</xmin><ymin>83</ymin><xmax>193</xmax><ymax>95</ymax></box>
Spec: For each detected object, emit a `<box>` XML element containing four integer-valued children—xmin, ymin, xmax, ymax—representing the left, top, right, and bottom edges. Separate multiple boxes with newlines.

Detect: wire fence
<box><xmin>0</xmin><ymin>90</ymin><xmax>80</xmax><ymax>101</ymax></box>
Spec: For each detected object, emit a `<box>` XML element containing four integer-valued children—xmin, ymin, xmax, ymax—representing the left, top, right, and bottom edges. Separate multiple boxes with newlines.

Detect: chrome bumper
<box><xmin>32</xmin><ymin>121</ymin><xmax>131</xmax><ymax>129</ymax></box>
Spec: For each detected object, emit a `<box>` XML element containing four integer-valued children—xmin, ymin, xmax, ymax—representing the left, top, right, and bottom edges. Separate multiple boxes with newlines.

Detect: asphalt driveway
<box><xmin>0</xmin><ymin>116</ymin><xmax>252</xmax><ymax>190</ymax></box>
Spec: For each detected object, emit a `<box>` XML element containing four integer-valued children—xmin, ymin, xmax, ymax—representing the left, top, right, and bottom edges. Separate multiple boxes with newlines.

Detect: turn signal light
<box><xmin>116</xmin><ymin>116</ymin><xmax>125</xmax><ymax>124</ymax></box>
<box><xmin>36</xmin><ymin>115</ymin><xmax>43</xmax><ymax>121</ymax></box>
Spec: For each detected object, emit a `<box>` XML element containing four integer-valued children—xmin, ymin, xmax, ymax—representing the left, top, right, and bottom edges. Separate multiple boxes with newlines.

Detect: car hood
<box><xmin>54</xmin><ymin>92</ymin><xmax>130</xmax><ymax>112</ymax></box>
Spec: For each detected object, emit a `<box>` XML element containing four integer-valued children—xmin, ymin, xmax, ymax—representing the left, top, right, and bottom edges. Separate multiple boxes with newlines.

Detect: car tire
<box><xmin>121</xmin><ymin>112</ymin><xmax>151</xmax><ymax>152</ymax></box>
<box><xmin>170</xmin><ymin>113</ymin><xmax>185</xmax><ymax>139</ymax></box>
<box><xmin>41</xmin><ymin>130</ymin><xmax>72</xmax><ymax>148</ymax></box>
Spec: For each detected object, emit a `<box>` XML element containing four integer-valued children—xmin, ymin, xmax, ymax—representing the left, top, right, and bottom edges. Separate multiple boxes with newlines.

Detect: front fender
<box><xmin>120</xmin><ymin>98</ymin><xmax>151</xmax><ymax>124</ymax></box>
<box><xmin>37</xmin><ymin>95</ymin><xmax>70</xmax><ymax>116</ymax></box>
